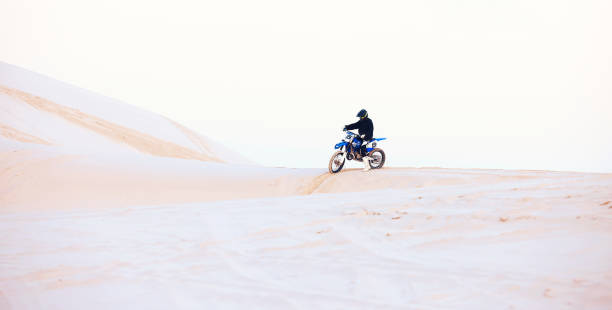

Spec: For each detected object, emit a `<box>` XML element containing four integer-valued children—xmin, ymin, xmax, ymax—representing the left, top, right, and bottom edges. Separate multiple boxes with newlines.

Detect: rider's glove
<box><xmin>343</xmin><ymin>126</ymin><xmax>348</xmax><ymax>131</ymax></box>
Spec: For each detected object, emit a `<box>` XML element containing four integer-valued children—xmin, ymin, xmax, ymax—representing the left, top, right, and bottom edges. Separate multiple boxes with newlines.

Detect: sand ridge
<box><xmin>0</xmin><ymin>85</ymin><xmax>222</xmax><ymax>163</ymax></box>
<box><xmin>0</xmin><ymin>123</ymin><xmax>51</xmax><ymax>145</ymax></box>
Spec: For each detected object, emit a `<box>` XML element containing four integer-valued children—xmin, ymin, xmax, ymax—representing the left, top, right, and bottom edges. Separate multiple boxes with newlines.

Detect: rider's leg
<box><xmin>360</xmin><ymin>138</ymin><xmax>371</xmax><ymax>171</ymax></box>
<box><xmin>362</xmin><ymin>158</ymin><xmax>371</xmax><ymax>171</ymax></box>
<box><xmin>354</xmin><ymin>137</ymin><xmax>364</xmax><ymax>158</ymax></box>
<box><xmin>359</xmin><ymin>138</ymin><xmax>368</xmax><ymax>156</ymax></box>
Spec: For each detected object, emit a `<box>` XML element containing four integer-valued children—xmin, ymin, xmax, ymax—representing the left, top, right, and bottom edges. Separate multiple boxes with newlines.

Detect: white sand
<box><xmin>1</xmin><ymin>62</ymin><xmax>611</xmax><ymax>309</ymax></box>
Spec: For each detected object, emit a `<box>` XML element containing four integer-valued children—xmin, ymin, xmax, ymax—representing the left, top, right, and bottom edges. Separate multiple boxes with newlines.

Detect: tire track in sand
<box><xmin>301</xmin><ymin>173</ymin><xmax>333</xmax><ymax>195</ymax></box>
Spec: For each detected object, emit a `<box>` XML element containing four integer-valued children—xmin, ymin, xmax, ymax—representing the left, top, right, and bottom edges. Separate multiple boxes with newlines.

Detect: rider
<box><xmin>344</xmin><ymin>109</ymin><xmax>374</xmax><ymax>171</ymax></box>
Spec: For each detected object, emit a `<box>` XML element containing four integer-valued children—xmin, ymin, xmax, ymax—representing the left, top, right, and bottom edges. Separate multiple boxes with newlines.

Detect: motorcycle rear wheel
<box><xmin>328</xmin><ymin>151</ymin><xmax>346</xmax><ymax>173</ymax></box>
<box><xmin>367</xmin><ymin>148</ymin><xmax>386</xmax><ymax>169</ymax></box>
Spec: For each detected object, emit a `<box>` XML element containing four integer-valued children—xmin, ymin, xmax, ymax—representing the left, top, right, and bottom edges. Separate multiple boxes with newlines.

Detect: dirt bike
<box><xmin>328</xmin><ymin>130</ymin><xmax>386</xmax><ymax>173</ymax></box>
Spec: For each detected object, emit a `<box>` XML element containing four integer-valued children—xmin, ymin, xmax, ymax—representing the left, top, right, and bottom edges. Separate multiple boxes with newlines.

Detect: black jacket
<box><xmin>345</xmin><ymin>117</ymin><xmax>374</xmax><ymax>141</ymax></box>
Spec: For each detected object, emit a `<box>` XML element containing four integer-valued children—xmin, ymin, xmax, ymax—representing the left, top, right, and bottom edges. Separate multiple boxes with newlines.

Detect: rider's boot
<box><xmin>362</xmin><ymin>156</ymin><xmax>372</xmax><ymax>172</ymax></box>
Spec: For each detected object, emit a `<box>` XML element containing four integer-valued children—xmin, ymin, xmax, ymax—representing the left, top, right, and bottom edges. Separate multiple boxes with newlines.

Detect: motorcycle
<box><xmin>328</xmin><ymin>130</ymin><xmax>386</xmax><ymax>173</ymax></box>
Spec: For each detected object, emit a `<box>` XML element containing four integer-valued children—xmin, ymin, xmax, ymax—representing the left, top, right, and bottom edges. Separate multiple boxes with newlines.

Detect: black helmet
<box><xmin>356</xmin><ymin>109</ymin><xmax>368</xmax><ymax>119</ymax></box>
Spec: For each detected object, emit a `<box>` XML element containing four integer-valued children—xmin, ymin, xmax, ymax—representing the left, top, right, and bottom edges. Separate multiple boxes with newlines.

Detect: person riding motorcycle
<box><xmin>344</xmin><ymin>109</ymin><xmax>374</xmax><ymax>171</ymax></box>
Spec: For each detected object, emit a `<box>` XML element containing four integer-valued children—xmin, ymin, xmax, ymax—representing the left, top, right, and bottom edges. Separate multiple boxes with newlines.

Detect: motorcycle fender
<box><xmin>334</xmin><ymin>141</ymin><xmax>348</xmax><ymax>149</ymax></box>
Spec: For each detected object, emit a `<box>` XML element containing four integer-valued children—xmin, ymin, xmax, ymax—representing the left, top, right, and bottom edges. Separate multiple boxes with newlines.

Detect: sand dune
<box><xmin>0</xmin><ymin>62</ymin><xmax>251</xmax><ymax>164</ymax></box>
<box><xmin>0</xmin><ymin>85</ymin><xmax>223</xmax><ymax>162</ymax></box>
<box><xmin>0</xmin><ymin>62</ymin><xmax>315</xmax><ymax>211</ymax></box>
<box><xmin>1</xmin><ymin>62</ymin><xmax>611</xmax><ymax>309</ymax></box>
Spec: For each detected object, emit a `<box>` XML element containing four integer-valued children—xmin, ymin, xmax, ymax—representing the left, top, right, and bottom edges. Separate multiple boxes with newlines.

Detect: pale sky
<box><xmin>2</xmin><ymin>0</ymin><xmax>611</xmax><ymax>172</ymax></box>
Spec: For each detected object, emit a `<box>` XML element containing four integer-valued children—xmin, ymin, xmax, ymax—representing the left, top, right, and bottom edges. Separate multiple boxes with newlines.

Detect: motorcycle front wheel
<box><xmin>328</xmin><ymin>151</ymin><xmax>345</xmax><ymax>173</ymax></box>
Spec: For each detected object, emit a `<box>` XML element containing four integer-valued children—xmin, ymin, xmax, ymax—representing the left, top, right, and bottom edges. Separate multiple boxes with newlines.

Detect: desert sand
<box><xmin>1</xmin><ymin>62</ymin><xmax>611</xmax><ymax>309</ymax></box>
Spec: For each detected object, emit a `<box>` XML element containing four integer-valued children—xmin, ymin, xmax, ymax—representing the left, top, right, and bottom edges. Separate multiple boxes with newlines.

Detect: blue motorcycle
<box><xmin>328</xmin><ymin>130</ymin><xmax>387</xmax><ymax>173</ymax></box>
